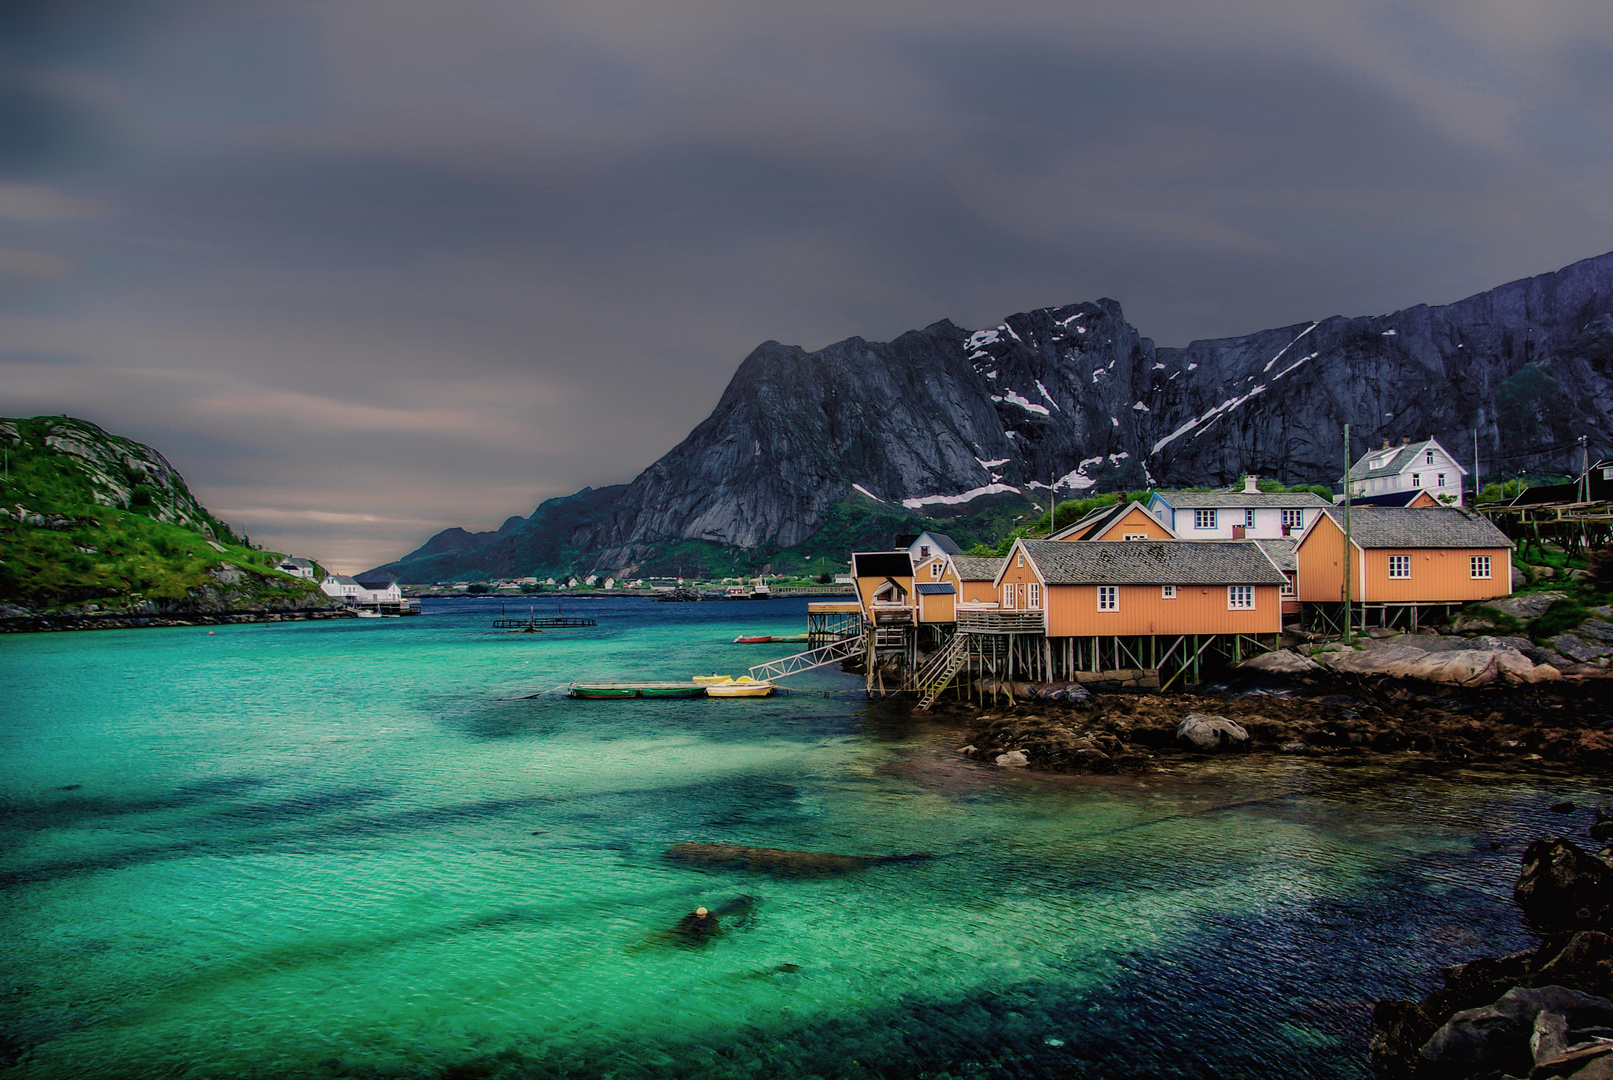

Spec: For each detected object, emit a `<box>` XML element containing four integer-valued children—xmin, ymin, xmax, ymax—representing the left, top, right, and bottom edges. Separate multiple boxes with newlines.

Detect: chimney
<box><xmin>1381</xmin><ymin>438</ymin><xmax>1390</xmax><ymax>450</ymax></box>
<box><xmin>1402</xmin><ymin>436</ymin><xmax>1411</xmax><ymax>446</ymax></box>
<box><xmin>1243</xmin><ymin>475</ymin><xmax>1259</xmax><ymax>493</ymax></box>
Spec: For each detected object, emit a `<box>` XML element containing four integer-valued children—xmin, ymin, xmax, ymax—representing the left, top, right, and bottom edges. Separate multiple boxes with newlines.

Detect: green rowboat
<box><xmin>569</xmin><ymin>682</ymin><xmax>707</xmax><ymax>700</ymax></box>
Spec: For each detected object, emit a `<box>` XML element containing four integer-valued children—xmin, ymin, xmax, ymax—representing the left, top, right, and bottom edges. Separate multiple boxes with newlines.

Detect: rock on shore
<box><xmin>1370</xmin><ymin>836</ymin><xmax>1613</xmax><ymax>1079</ymax></box>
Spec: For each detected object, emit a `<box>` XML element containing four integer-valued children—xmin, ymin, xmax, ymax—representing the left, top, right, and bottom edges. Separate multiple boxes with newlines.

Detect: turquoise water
<box><xmin>0</xmin><ymin>598</ymin><xmax>1596</xmax><ymax>1079</ymax></box>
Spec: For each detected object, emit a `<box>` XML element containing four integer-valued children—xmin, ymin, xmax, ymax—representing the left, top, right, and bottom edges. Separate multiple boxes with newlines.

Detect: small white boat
<box><xmin>706</xmin><ymin>678</ymin><xmax>774</xmax><ymax>698</ymax></box>
<box><xmin>354</xmin><ymin>609</ymin><xmax>383</xmax><ymax>619</ymax></box>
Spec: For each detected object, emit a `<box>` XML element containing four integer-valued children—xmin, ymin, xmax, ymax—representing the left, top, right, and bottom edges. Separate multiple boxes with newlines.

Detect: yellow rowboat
<box><xmin>706</xmin><ymin>680</ymin><xmax>774</xmax><ymax>698</ymax></box>
<box><xmin>692</xmin><ymin>674</ymin><xmax>733</xmax><ymax>684</ymax></box>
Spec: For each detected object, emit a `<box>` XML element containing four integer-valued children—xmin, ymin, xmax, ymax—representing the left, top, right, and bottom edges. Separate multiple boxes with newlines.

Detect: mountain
<box><xmin>371</xmin><ymin>252</ymin><xmax>1613</xmax><ymax>582</ymax></box>
<box><xmin>0</xmin><ymin>416</ymin><xmax>331</xmax><ymax>623</ymax></box>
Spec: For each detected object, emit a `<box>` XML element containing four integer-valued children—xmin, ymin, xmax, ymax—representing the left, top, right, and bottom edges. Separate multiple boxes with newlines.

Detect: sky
<box><xmin>3</xmin><ymin>0</ymin><xmax>1612</xmax><ymax>572</ymax></box>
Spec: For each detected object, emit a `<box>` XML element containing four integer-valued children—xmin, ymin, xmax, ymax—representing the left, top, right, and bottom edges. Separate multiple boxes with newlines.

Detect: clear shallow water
<box><xmin>0</xmin><ymin>597</ymin><xmax>1598</xmax><ymax>1079</ymax></box>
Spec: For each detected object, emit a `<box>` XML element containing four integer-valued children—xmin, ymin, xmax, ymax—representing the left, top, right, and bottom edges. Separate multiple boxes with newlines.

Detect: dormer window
<box><xmin>1426</xmin><ymin>450</ymin><xmax>1434</xmax><ymax>464</ymax></box>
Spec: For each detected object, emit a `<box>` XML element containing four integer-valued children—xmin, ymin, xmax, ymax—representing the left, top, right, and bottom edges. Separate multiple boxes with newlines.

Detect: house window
<box><xmin>1227</xmin><ymin>585</ymin><xmax>1254</xmax><ymax>610</ymax></box>
<box><xmin>1437</xmin><ymin>473</ymin><xmax>1445</xmax><ymax>487</ymax></box>
<box><xmin>1411</xmin><ymin>473</ymin><xmax>1420</xmax><ymax>486</ymax></box>
<box><xmin>1161</xmin><ymin>585</ymin><xmax>1176</xmax><ymax>599</ymax></box>
<box><xmin>1097</xmin><ymin>586</ymin><xmax>1118</xmax><ymax>611</ymax></box>
<box><xmin>1281</xmin><ymin>509</ymin><xmax>1304</xmax><ymax>530</ymax></box>
<box><xmin>1194</xmin><ymin>509</ymin><xmax>1217</xmax><ymax>529</ymax></box>
<box><xmin>1017</xmin><ymin>552</ymin><xmax>1025</xmax><ymax>568</ymax></box>
<box><xmin>1028</xmin><ymin>583</ymin><xmax>1041</xmax><ymax>608</ymax></box>
<box><xmin>1388</xmin><ymin>554</ymin><xmax>1411</xmax><ymax>578</ymax></box>
<box><xmin>1002</xmin><ymin>585</ymin><xmax>1016</xmax><ymax>610</ymax></box>
<box><xmin>1123</xmin><ymin>533</ymin><xmax>1148</xmax><ymax>541</ymax></box>
<box><xmin>1426</xmin><ymin>450</ymin><xmax>1434</xmax><ymax>464</ymax></box>
<box><xmin>930</xmin><ymin>562</ymin><xmax>943</xmax><ymax>579</ymax></box>
<box><xmin>919</xmin><ymin>545</ymin><xmax>930</xmax><ymax>560</ymax></box>
<box><xmin>1280</xmin><ymin>573</ymin><xmax>1296</xmax><ymax>597</ymax></box>
<box><xmin>1471</xmin><ymin>555</ymin><xmax>1492</xmax><ymax>579</ymax></box>
<box><xmin>1245</xmin><ymin>509</ymin><xmax>1256</xmax><ymax>527</ymax></box>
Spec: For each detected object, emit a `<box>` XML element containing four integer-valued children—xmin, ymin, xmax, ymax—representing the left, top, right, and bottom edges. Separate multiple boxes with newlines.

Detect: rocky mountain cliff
<box><xmin>376</xmin><ymin>252</ymin><xmax>1613</xmax><ymax>580</ymax></box>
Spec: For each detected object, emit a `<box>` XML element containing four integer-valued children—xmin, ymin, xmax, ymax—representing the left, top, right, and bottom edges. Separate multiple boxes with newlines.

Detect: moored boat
<box><xmin>706</xmin><ymin>679</ymin><xmax>774</xmax><ymax>698</ymax></box>
<box><xmin>733</xmin><ymin>635</ymin><xmax>773</xmax><ymax>644</ymax></box>
<box><xmin>692</xmin><ymin>674</ymin><xmax>733</xmax><ymax>684</ymax></box>
<box><xmin>570</xmin><ymin>682</ymin><xmax>708</xmax><ymax>699</ymax></box>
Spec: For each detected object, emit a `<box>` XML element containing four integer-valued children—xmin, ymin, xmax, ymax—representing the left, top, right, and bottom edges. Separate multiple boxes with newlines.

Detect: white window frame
<box><xmin>1227</xmin><ymin>585</ymin><xmax>1254</xmax><ymax>610</ymax></box>
<box><xmin>1161</xmin><ymin>585</ymin><xmax>1176</xmax><ymax>599</ymax></box>
<box><xmin>1280</xmin><ymin>573</ymin><xmax>1296</xmax><ymax>597</ymax></box>
<box><xmin>1245</xmin><ymin>509</ymin><xmax>1256</xmax><ymax>527</ymax></box>
<box><xmin>1123</xmin><ymin>532</ymin><xmax>1148</xmax><ymax>541</ymax></box>
<box><xmin>1001</xmin><ymin>584</ymin><xmax>1016</xmax><ymax>610</ymax></box>
<box><xmin>1097</xmin><ymin>585</ymin><xmax>1118</xmax><ymax>611</ymax></box>
<box><xmin>1412</xmin><ymin>473</ymin><xmax>1420</xmax><ymax>486</ymax></box>
<box><xmin>1426</xmin><ymin>450</ymin><xmax>1434</xmax><ymax>464</ymax></box>
<box><xmin>1388</xmin><ymin>554</ymin><xmax>1411</xmax><ymax>579</ymax></box>
<box><xmin>1281</xmin><ymin>509</ymin><xmax>1304</xmax><ymax>530</ymax></box>
<box><xmin>1471</xmin><ymin>555</ymin><xmax>1492</xmax><ymax>580</ymax></box>
<box><xmin>1193</xmin><ymin>508</ymin><xmax>1217</xmax><ymax>530</ymax></box>
<box><xmin>931</xmin><ymin>562</ymin><xmax>943</xmax><ymax>579</ymax></box>
<box><xmin>1017</xmin><ymin>552</ymin><xmax>1025</xmax><ymax>568</ymax></box>
<box><xmin>1027</xmin><ymin>583</ymin><xmax>1041</xmax><ymax>609</ymax></box>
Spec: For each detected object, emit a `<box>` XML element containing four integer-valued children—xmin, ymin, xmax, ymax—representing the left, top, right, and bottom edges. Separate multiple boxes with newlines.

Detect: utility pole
<box><xmin>1582</xmin><ymin>435</ymin><xmax>1591</xmax><ymax>504</ymax></box>
<box><xmin>1472</xmin><ymin>429</ymin><xmax>1480</xmax><ymax>506</ymax></box>
<box><xmin>1343</xmin><ymin>424</ymin><xmax>1353</xmax><ymax>644</ymax></box>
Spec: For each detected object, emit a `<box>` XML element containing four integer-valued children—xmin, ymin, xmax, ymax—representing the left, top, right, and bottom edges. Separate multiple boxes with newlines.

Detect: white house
<box><xmin>898</xmin><ymin>530</ymin><xmax>964</xmax><ymax>583</ymax></box>
<box><xmin>1147</xmin><ymin>478</ymin><xmax>1332</xmax><ymax>540</ymax></box>
<box><xmin>1341</xmin><ymin>437</ymin><xmax>1467</xmax><ymax>502</ymax></box>
<box><xmin>276</xmin><ymin>556</ymin><xmax>317</xmax><ymax>580</ymax></box>
<box><xmin>320</xmin><ymin>574</ymin><xmax>362</xmax><ymax>600</ymax></box>
<box><xmin>356</xmin><ymin>581</ymin><xmax>402</xmax><ymax>605</ymax></box>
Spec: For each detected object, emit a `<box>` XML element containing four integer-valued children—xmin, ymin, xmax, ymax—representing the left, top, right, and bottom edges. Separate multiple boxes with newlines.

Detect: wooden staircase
<box><xmin>911</xmin><ymin>633</ymin><xmax>972</xmax><ymax>711</ymax></box>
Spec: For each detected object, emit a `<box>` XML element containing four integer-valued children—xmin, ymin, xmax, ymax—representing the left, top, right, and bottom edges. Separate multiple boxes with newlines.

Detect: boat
<box><xmin>354</xmin><ymin>609</ymin><xmax>383</xmax><ymax>619</ymax></box>
<box><xmin>692</xmin><ymin>674</ymin><xmax>733</xmax><ymax>684</ymax></box>
<box><xmin>706</xmin><ymin>678</ymin><xmax>773</xmax><ymax>698</ymax></box>
<box><xmin>733</xmin><ymin>635</ymin><xmax>773</xmax><ymax>644</ymax></box>
<box><xmin>569</xmin><ymin>682</ymin><xmax>707</xmax><ymax>699</ymax></box>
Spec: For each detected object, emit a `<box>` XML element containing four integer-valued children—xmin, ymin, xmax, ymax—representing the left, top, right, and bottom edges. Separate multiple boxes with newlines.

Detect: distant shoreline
<box><xmin>0</xmin><ymin>609</ymin><xmax>359</xmax><ymax>634</ymax></box>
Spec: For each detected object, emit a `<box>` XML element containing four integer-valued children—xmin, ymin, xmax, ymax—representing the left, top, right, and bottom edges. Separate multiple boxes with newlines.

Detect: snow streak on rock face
<box><xmin>401</xmin><ymin>252</ymin><xmax>1613</xmax><ymax>573</ymax></box>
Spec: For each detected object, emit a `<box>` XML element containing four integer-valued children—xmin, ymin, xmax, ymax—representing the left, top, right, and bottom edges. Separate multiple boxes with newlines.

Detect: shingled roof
<box><xmin>952</xmin><ymin>555</ymin><xmax>1004</xmax><ymax>581</ymax></box>
<box><xmin>1253</xmin><ymin>538</ymin><xmax>1297</xmax><ymax>572</ymax></box>
<box><xmin>1340</xmin><ymin>438</ymin><xmax>1468</xmax><ymax>484</ymax></box>
<box><xmin>1153</xmin><ymin>490</ymin><xmax>1331</xmax><ymax>509</ymax></box>
<box><xmin>1320</xmin><ymin>506</ymin><xmax>1512</xmax><ymax>549</ymax></box>
<box><xmin>1047</xmin><ymin>500</ymin><xmax>1170</xmax><ymax>541</ymax></box>
<box><xmin>1020</xmin><ymin>540</ymin><xmax>1288</xmax><ymax>586</ymax></box>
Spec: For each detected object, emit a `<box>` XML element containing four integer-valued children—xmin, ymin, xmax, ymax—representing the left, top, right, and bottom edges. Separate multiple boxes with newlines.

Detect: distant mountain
<box><xmin>371</xmin><ymin>252</ymin><xmax>1613</xmax><ymax>582</ymax></box>
<box><xmin>0</xmin><ymin>416</ymin><xmax>330</xmax><ymax>622</ymax></box>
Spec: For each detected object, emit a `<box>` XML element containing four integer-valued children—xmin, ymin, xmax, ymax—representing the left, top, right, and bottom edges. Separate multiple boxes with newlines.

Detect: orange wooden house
<box><xmin>995</xmin><ymin>539</ymin><xmax>1288</xmax><ymax>638</ymax></box>
<box><xmin>1048</xmin><ymin>500</ymin><xmax>1177</xmax><ymax>542</ymax></box>
<box><xmin>1294</xmin><ymin>506</ymin><xmax>1512</xmax><ymax>629</ymax></box>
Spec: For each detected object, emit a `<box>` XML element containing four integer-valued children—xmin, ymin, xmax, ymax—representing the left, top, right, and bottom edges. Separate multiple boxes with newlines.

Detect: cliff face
<box><xmin>376</xmin><ymin>252</ymin><xmax>1613</xmax><ymax>579</ymax></box>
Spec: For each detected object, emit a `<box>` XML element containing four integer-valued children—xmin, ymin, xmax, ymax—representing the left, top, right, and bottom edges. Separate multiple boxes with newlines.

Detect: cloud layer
<box><xmin>3</xmin><ymin>0</ymin><xmax>1611</xmax><ymax>570</ymax></box>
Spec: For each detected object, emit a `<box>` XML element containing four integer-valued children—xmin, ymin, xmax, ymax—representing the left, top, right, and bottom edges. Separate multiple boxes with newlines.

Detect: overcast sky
<box><xmin>3</xmin><ymin>0</ymin><xmax>1612</xmax><ymax>570</ymax></box>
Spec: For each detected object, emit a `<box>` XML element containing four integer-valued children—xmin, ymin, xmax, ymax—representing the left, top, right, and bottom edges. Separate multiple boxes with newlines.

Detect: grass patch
<box><xmin>1528</xmin><ymin>598</ymin><xmax>1592</xmax><ymax>642</ymax></box>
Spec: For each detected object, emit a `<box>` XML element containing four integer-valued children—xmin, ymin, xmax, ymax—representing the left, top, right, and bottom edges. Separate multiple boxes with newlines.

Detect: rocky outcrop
<box><xmin>1515</xmin><ymin>837</ymin><xmax>1613</xmax><ymax>935</ymax></box>
<box><xmin>374</xmin><ymin>251</ymin><xmax>1613</xmax><ymax>579</ymax></box>
<box><xmin>1301</xmin><ymin>635</ymin><xmax>1568</xmax><ymax>686</ymax></box>
<box><xmin>1175</xmin><ymin>713</ymin><xmax>1250</xmax><ymax>750</ymax></box>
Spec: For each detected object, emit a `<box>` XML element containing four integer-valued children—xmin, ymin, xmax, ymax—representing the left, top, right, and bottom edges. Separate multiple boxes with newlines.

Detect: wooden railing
<box><xmin>956</xmin><ymin>610</ymin><xmax>1046</xmax><ymax>634</ymax></box>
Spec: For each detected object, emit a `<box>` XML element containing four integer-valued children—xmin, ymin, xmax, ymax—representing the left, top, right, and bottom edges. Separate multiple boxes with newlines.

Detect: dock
<box><xmin>493</xmin><ymin>616</ymin><xmax>598</xmax><ymax>630</ymax></box>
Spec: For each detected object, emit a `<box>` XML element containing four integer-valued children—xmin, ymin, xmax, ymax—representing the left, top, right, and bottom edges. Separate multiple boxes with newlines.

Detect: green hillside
<box><xmin>0</xmin><ymin>416</ymin><xmax>326</xmax><ymax>615</ymax></box>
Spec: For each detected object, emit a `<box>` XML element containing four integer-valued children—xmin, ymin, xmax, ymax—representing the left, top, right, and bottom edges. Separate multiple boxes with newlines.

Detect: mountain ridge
<box><xmin>371</xmin><ymin>251</ymin><xmax>1613</xmax><ymax>582</ymax></box>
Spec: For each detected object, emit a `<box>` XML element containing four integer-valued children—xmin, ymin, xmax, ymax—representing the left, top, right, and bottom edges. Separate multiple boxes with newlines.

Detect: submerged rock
<box><xmin>663</xmin><ymin>842</ymin><xmax>930</xmax><ymax>877</ymax></box>
<box><xmin>1175</xmin><ymin>713</ymin><xmax>1249</xmax><ymax>751</ymax></box>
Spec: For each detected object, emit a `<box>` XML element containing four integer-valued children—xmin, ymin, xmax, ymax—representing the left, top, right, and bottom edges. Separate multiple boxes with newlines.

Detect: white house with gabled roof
<box><xmin>1146</xmin><ymin>477</ymin><xmax>1332</xmax><ymax>540</ymax></box>
<box><xmin>1341</xmin><ymin>437</ymin><xmax>1467</xmax><ymax>502</ymax></box>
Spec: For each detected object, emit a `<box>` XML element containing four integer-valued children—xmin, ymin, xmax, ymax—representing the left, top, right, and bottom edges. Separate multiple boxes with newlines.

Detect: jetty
<box><xmin>492</xmin><ymin>603</ymin><xmax>597</xmax><ymax>630</ymax></box>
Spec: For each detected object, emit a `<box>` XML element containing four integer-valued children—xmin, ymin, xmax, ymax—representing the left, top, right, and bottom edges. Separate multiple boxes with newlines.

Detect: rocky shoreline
<box><xmin>1368</xmin><ymin>832</ymin><xmax>1613</xmax><ymax>1079</ymax></box>
<box><xmin>0</xmin><ymin>607</ymin><xmax>358</xmax><ymax>632</ymax></box>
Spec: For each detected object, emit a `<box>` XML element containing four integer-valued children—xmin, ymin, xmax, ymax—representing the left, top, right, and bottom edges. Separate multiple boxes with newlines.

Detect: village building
<box><xmin>1146</xmin><ymin>478</ymin><xmax>1331</xmax><ymax>540</ymax></box>
<box><xmin>1340</xmin><ymin>436</ymin><xmax>1467</xmax><ymax>503</ymax></box>
<box><xmin>1048</xmin><ymin>500</ymin><xmax>1177</xmax><ymax>541</ymax></box>
<box><xmin>319</xmin><ymin>573</ymin><xmax>362</xmax><ymax>600</ymax></box>
<box><xmin>275</xmin><ymin>556</ymin><xmax>317</xmax><ymax>580</ymax></box>
<box><xmin>1294</xmin><ymin>505</ymin><xmax>1512</xmax><ymax>630</ymax></box>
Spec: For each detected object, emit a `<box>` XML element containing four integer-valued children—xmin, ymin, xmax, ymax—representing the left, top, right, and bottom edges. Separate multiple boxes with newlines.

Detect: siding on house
<box><xmin>1045</xmin><ymin>583</ymin><xmax>1284</xmax><ymax>637</ymax></box>
<box><xmin>1083</xmin><ymin>503</ymin><xmax>1176</xmax><ymax>541</ymax></box>
<box><xmin>1295</xmin><ymin>508</ymin><xmax>1511</xmax><ymax>603</ymax></box>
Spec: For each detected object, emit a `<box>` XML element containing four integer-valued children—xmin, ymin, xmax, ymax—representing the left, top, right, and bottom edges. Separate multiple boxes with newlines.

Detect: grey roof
<box><xmin>952</xmin><ymin>555</ymin><xmax>1004</xmax><ymax>581</ymax></box>
<box><xmin>279</xmin><ymin>557</ymin><xmax>314</xmax><ymax>568</ymax></box>
<box><xmin>1047</xmin><ymin>500</ymin><xmax>1169</xmax><ymax>541</ymax></box>
<box><xmin>1321</xmin><ymin>506</ymin><xmax>1513</xmax><ymax>549</ymax></box>
<box><xmin>1253</xmin><ymin>538</ymin><xmax>1297</xmax><ymax>572</ymax></box>
<box><xmin>921</xmin><ymin>531</ymin><xmax>962</xmax><ymax>555</ymax></box>
<box><xmin>917</xmin><ymin>582</ymin><xmax>956</xmax><ymax>595</ymax></box>
<box><xmin>1154</xmin><ymin>490</ymin><xmax>1331</xmax><ymax>509</ymax></box>
<box><xmin>1021</xmin><ymin>540</ymin><xmax>1289</xmax><ymax>586</ymax></box>
<box><xmin>332</xmin><ymin>574</ymin><xmax>360</xmax><ymax>586</ymax></box>
<box><xmin>1340</xmin><ymin>438</ymin><xmax>1466</xmax><ymax>483</ymax></box>
<box><xmin>852</xmin><ymin>551</ymin><xmax>913</xmax><ymax>577</ymax></box>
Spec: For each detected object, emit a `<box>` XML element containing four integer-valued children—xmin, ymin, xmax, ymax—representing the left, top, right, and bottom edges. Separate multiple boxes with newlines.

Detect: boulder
<box><xmin>1512</xmin><ymin>565</ymin><xmax>1529</xmax><ymax>588</ymax></box>
<box><xmin>1175</xmin><ymin>713</ymin><xmax>1249</xmax><ymax>751</ymax></box>
<box><xmin>995</xmin><ymin>750</ymin><xmax>1029</xmax><ymax>767</ymax></box>
<box><xmin>1515</xmin><ymin>837</ymin><xmax>1613</xmax><ymax>934</ymax></box>
<box><xmin>1451</xmin><ymin>614</ymin><xmax>1498</xmax><ymax>633</ymax></box>
<box><xmin>1238</xmin><ymin>649</ymin><xmax>1322</xmax><ymax>674</ymax></box>
<box><xmin>1533</xmin><ymin>932</ymin><xmax>1613</xmax><ymax>999</ymax></box>
<box><xmin>1380</xmin><ymin>649</ymin><xmax>1502</xmax><ymax>686</ymax></box>
<box><xmin>1489</xmin><ymin>592</ymin><xmax>1566</xmax><ymax>620</ymax></box>
<box><xmin>1319</xmin><ymin>643</ymin><xmax>1428</xmax><ymax>674</ymax></box>
<box><xmin>1531</xmin><ymin>1041</ymin><xmax>1613</xmax><ymax>1079</ymax></box>
<box><xmin>1420</xmin><ymin>985</ymin><xmax>1613</xmax><ymax>1078</ymax></box>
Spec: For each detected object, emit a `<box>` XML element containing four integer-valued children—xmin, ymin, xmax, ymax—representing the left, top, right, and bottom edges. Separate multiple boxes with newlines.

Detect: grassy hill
<box><xmin>0</xmin><ymin>416</ymin><xmax>329</xmax><ymax>618</ymax></box>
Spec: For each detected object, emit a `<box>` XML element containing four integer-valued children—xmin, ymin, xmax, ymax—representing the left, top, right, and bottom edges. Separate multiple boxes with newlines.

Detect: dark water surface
<box><xmin>0</xmin><ymin>598</ymin><xmax>1595</xmax><ymax>1078</ymax></box>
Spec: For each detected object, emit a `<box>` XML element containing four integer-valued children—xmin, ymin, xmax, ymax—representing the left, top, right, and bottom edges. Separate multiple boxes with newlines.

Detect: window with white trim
<box><xmin>1426</xmin><ymin>450</ymin><xmax>1434</xmax><ymax>464</ymax></box>
<box><xmin>1471</xmin><ymin>555</ymin><xmax>1492</xmax><ymax>579</ymax></box>
<box><xmin>1227</xmin><ymin>585</ymin><xmax>1254</xmax><ymax>610</ymax></box>
<box><xmin>1388</xmin><ymin>554</ymin><xmax>1411</xmax><ymax>578</ymax></box>
<box><xmin>1028</xmin><ymin>583</ymin><xmax>1041</xmax><ymax>608</ymax></box>
<box><xmin>1193</xmin><ymin>509</ymin><xmax>1217</xmax><ymax>529</ymax></box>
<box><xmin>920</xmin><ymin>545</ymin><xmax>930</xmax><ymax>560</ymax></box>
<box><xmin>931</xmin><ymin>562</ymin><xmax>943</xmax><ymax>579</ymax></box>
<box><xmin>1097</xmin><ymin>586</ymin><xmax>1118</xmax><ymax>611</ymax></box>
<box><xmin>1245</xmin><ymin>509</ymin><xmax>1256</xmax><ymax>527</ymax></box>
<box><xmin>1411</xmin><ymin>473</ymin><xmax>1420</xmax><ymax>486</ymax></box>
<box><xmin>1161</xmin><ymin>585</ymin><xmax>1176</xmax><ymax>599</ymax></box>
<box><xmin>1123</xmin><ymin>532</ymin><xmax>1148</xmax><ymax>540</ymax></box>
<box><xmin>1017</xmin><ymin>552</ymin><xmax>1024</xmax><ymax>568</ymax></box>
<box><xmin>1281</xmin><ymin>509</ymin><xmax>1304</xmax><ymax>530</ymax></box>
<box><xmin>1001</xmin><ymin>584</ymin><xmax>1016</xmax><ymax>610</ymax></box>
<box><xmin>1280</xmin><ymin>573</ymin><xmax>1296</xmax><ymax>597</ymax></box>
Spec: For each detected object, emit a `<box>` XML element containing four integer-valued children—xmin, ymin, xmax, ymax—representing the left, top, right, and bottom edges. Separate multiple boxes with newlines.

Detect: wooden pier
<box><xmin>492</xmin><ymin>616</ymin><xmax>598</xmax><ymax>630</ymax></box>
